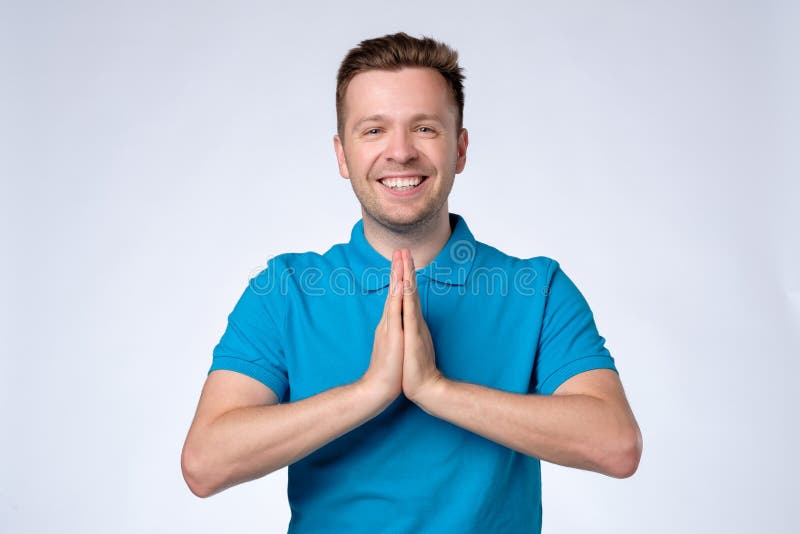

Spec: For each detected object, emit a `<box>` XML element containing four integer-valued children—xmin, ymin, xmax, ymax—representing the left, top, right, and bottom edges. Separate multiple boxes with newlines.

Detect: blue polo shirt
<box><xmin>209</xmin><ymin>212</ymin><xmax>617</xmax><ymax>533</ymax></box>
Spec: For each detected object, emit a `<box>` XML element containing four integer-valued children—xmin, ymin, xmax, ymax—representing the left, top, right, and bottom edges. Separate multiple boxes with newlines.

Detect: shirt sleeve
<box><xmin>208</xmin><ymin>257</ymin><xmax>290</xmax><ymax>403</ymax></box>
<box><xmin>532</xmin><ymin>259</ymin><xmax>617</xmax><ymax>395</ymax></box>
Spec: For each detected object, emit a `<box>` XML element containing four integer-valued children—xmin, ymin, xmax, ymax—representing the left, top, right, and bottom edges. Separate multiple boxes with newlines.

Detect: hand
<box><xmin>400</xmin><ymin>248</ymin><xmax>442</xmax><ymax>403</ymax></box>
<box><xmin>361</xmin><ymin>249</ymin><xmax>405</xmax><ymax>405</ymax></box>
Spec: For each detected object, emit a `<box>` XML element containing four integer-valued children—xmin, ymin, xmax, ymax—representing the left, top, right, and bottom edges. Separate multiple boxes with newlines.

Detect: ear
<box><xmin>333</xmin><ymin>134</ymin><xmax>350</xmax><ymax>179</ymax></box>
<box><xmin>455</xmin><ymin>128</ymin><xmax>469</xmax><ymax>174</ymax></box>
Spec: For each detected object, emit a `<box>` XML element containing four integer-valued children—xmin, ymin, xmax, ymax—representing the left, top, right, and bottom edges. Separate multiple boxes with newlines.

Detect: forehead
<box><xmin>343</xmin><ymin>67</ymin><xmax>456</xmax><ymax>125</ymax></box>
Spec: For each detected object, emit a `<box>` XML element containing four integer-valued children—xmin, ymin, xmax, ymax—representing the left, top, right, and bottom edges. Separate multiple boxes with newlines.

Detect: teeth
<box><xmin>380</xmin><ymin>176</ymin><xmax>423</xmax><ymax>189</ymax></box>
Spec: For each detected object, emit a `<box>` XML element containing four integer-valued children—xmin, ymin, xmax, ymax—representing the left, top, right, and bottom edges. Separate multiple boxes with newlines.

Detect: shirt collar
<box><xmin>346</xmin><ymin>212</ymin><xmax>477</xmax><ymax>292</ymax></box>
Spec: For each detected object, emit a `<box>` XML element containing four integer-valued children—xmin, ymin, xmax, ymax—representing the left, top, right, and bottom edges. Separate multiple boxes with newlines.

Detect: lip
<box><xmin>379</xmin><ymin>173</ymin><xmax>426</xmax><ymax>180</ymax></box>
<box><xmin>377</xmin><ymin>175</ymin><xmax>429</xmax><ymax>197</ymax></box>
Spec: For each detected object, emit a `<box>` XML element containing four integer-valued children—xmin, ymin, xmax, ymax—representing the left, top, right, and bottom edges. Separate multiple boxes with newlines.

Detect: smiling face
<box><xmin>334</xmin><ymin>67</ymin><xmax>468</xmax><ymax>233</ymax></box>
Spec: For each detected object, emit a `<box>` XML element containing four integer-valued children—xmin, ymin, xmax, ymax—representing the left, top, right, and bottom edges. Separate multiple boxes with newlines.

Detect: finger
<box><xmin>383</xmin><ymin>250</ymin><xmax>400</xmax><ymax>316</ymax></box>
<box><xmin>389</xmin><ymin>249</ymin><xmax>404</xmax><ymax>331</ymax></box>
<box><xmin>383</xmin><ymin>252</ymin><xmax>397</xmax><ymax>317</ymax></box>
<box><xmin>402</xmin><ymin>249</ymin><xmax>418</xmax><ymax>327</ymax></box>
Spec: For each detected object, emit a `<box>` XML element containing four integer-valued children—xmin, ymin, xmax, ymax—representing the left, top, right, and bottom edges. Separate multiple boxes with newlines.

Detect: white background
<box><xmin>2</xmin><ymin>1</ymin><xmax>798</xmax><ymax>532</ymax></box>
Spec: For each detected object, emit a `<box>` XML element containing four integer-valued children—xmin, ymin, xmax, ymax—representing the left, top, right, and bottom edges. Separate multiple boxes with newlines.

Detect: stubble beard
<box><xmin>354</xmin><ymin>172</ymin><xmax>453</xmax><ymax>237</ymax></box>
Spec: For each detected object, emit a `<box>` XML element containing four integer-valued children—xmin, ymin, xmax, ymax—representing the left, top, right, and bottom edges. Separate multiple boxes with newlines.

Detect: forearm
<box><xmin>183</xmin><ymin>379</ymin><xmax>390</xmax><ymax>497</ymax></box>
<box><xmin>413</xmin><ymin>377</ymin><xmax>641</xmax><ymax>478</ymax></box>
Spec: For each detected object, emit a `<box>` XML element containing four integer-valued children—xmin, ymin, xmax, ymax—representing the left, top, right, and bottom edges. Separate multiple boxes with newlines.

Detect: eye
<box><xmin>416</xmin><ymin>126</ymin><xmax>437</xmax><ymax>135</ymax></box>
<box><xmin>365</xmin><ymin>128</ymin><xmax>382</xmax><ymax>135</ymax></box>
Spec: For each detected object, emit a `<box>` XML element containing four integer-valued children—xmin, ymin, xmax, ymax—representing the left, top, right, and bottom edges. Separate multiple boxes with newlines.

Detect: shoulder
<box><xmin>252</xmin><ymin>246</ymin><xmax>344</xmax><ymax>280</ymax></box>
<box><xmin>246</xmin><ymin>242</ymin><xmax>354</xmax><ymax>299</ymax></box>
<box><xmin>472</xmin><ymin>239</ymin><xmax>560</xmax><ymax>280</ymax></box>
<box><xmin>456</xmin><ymin>239</ymin><xmax>561</xmax><ymax>299</ymax></box>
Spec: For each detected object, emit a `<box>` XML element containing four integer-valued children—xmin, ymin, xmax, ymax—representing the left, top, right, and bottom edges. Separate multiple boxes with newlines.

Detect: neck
<box><xmin>361</xmin><ymin>207</ymin><xmax>453</xmax><ymax>270</ymax></box>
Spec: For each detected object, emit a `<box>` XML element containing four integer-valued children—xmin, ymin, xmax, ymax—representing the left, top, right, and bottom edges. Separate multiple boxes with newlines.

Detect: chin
<box><xmin>379</xmin><ymin>208</ymin><xmax>442</xmax><ymax>231</ymax></box>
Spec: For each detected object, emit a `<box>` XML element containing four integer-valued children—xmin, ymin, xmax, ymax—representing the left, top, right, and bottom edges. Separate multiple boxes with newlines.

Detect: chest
<box><xmin>283</xmin><ymin>278</ymin><xmax>542</xmax><ymax>401</ymax></box>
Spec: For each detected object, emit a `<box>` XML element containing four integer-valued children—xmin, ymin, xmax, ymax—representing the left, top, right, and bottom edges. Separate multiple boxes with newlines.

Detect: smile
<box><xmin>378</xmin><ymin>176</ymin><xmax>428</xmax><ymax>191</ymax></box>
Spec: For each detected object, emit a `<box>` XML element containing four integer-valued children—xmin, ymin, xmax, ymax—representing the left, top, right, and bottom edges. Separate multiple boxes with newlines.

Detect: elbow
<box><xmin>181</xmin><ymin>441</ymin><xmax>219</xmax><ymax>498</ymax></box>
<box><xmin>604</xmin><ymin>425</ymin><xmax>643</xmax><ymax>479</ymax></box>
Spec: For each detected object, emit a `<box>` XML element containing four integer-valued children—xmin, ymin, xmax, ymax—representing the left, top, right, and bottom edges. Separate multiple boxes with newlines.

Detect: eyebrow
<box><xmin>351</xmin><ymin>113</ymin><xmax>447</xmax><ymax>134</ymax></box>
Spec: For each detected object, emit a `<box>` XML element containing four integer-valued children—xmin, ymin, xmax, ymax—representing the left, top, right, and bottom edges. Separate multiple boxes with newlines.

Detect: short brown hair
<box><xmin>336</xmin><ymin>32</ymin><xmax>465</xmax><ymax>136</ymax></box>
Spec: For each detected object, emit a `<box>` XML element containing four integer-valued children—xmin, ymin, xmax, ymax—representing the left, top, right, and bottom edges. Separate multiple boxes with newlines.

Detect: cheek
<box><xmin>432</xmin><ymin>142</ymin><xmax>458</xmax><ymax>167</ymax></box>
<box><xmin>358</xmin><ymin>146</ymin><xmax>387</xmax><ymax>175</ymax></box>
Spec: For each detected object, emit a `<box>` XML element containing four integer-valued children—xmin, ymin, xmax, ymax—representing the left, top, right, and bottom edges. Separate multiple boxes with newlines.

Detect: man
<box><xmin>181</xmin><ymin>32</ymin><xmax>642</xmax><ymax>533</ymax></box>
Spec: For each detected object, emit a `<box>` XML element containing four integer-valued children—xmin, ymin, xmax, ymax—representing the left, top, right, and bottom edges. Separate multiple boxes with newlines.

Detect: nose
<box><xmin>384</xmin><ymin>130</ymin><xmax>418</xmax><ymax>164</ymax></box>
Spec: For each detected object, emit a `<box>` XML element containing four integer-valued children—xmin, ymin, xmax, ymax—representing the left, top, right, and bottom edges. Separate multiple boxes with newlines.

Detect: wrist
<box><xmin>355</xmin><ymin>376</ymin><xmax>399</xmax><ymax>411</ymax></box>
<box><xmin>410</xmin><ymin>373</ymin><xmax>448</xmax><ymax>414</ymax></box>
